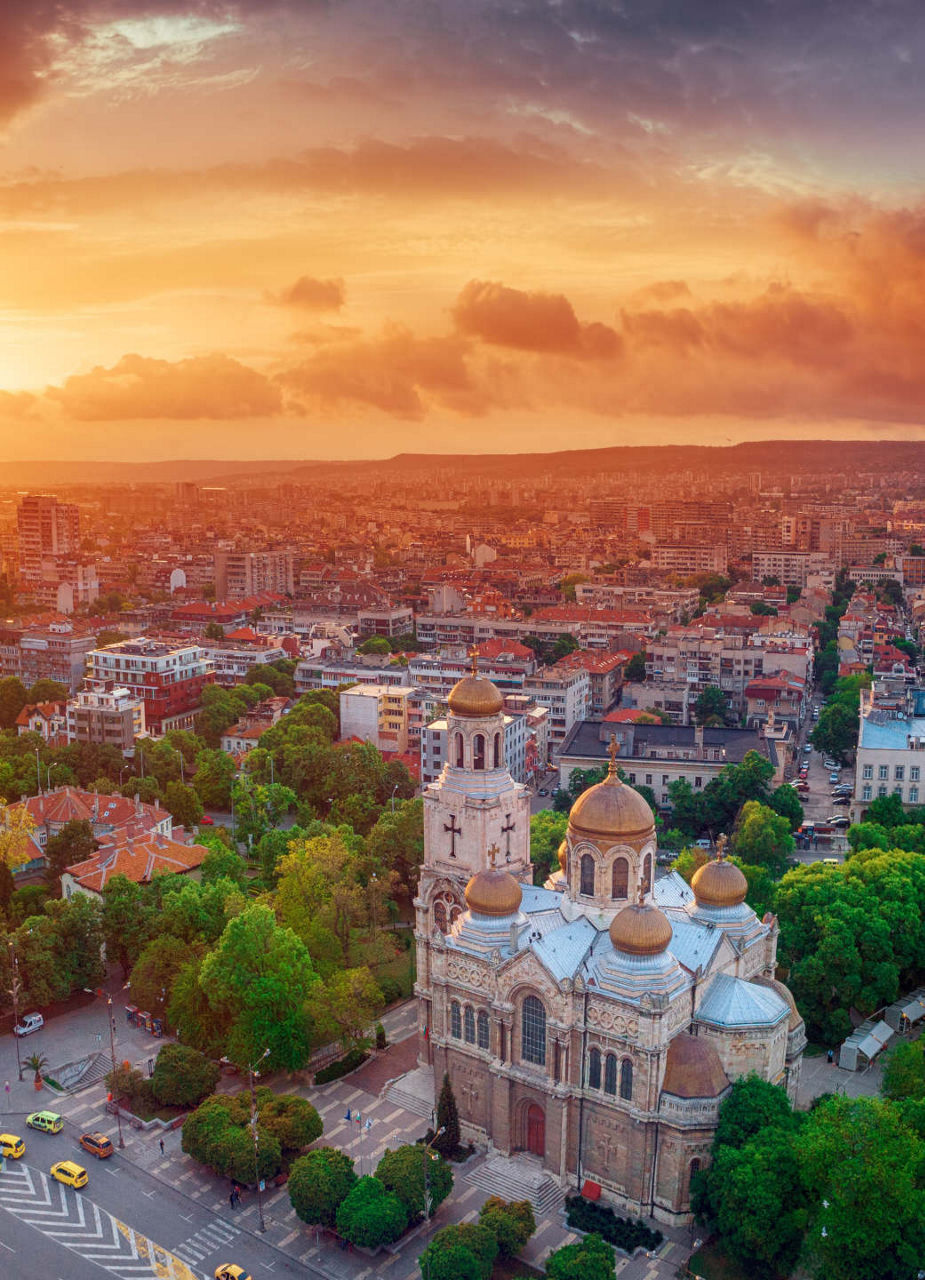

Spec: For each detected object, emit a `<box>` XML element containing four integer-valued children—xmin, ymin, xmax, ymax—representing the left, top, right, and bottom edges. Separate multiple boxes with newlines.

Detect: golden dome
<box><xmin>568</xmin><ymin>737</ymin><xmax>655</xmax><ymax>843</ymax></box>
<box><xmin>609</xmin><ymin>895</ymin><xmax>673</xmax><ymax>956</ymax></box>
<box><xmin>691</xmin><ymin>839</ymin><xmax>747</xmax><ymax>908</ymax></box>
<box><xmin>448</xmin><ymin>646</ymin><xmax>504</xmax><ymax>718</ymax></box>
<box><xmin>465</xmin><ymin>848</ymin><xmax>523</xmax><ymax>917</ymax></box>
<box><xmin>557</xmin><ymin>840</ymin><xmax>568</xmax><ymax>874</ymax></box>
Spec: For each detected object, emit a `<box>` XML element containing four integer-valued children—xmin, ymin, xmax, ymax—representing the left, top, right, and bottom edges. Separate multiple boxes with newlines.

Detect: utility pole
<box><xmin>86</xmin><ymin>988</ymin><xmax>124</xmax><ymax>1147</ymax></box>
<box><xmin>248</xmin><ymin>1048</ymin><xmax>270</xmax><ymax>1231</ymax></box>
<box><xmin>422</xmin><ymin>1123</ymin><xmax>445</xmax><ymax>1278</ymax></box>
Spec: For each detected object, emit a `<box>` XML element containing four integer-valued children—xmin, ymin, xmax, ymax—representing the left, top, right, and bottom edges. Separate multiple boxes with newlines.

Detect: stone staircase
<box><xmin>382</xmin><ymin>1066</ymin><xmax>435</xmax><ymax>1120</ymax></box>
<box><xmin>465</xmin><ymin>1154</ymin><xmax>565</xmax><ymax>1216</ymax></box>
<box><xmin>53</xmin><ymin>1051</ymin><xmax>110</xmax><ymax>1094</ymax></box>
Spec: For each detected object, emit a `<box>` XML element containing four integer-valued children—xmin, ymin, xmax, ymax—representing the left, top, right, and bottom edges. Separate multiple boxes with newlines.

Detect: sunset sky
<box><xmin>2</xmin><ymin>1</ymin><xmax>925</xmax><ymax>460</ymax></box>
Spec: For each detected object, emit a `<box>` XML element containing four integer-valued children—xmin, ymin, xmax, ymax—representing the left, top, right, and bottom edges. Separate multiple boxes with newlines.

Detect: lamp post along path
<box><xmin>85</xmin><ymin>989</ymin><xmax>124</xmax><ymax>1148</ymax></box>
<box><xmin>249</xmin><ymin>1048</ymin><xmax>270</xmax><ymax>1232</ymax></box>
<box><xmin>8</xmin><ymin>942</ymin><xmax>23</xmax><ymax>1081</ymax></box>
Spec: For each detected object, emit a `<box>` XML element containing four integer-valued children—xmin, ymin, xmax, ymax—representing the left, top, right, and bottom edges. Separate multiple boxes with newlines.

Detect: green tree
<box><xmin>258</xmin><ymin>1093</ymin><xmax>322</xmax><ymax>1154</ymax></box>
<box><xmin>204</xmin><ymin>621</ymin><xmax>225</xmax><ymax>639</ymax></box>
<box><xmin>43</xmin><ymin>819</ymin><xmax>97</xmax><ymax>893</ymax></box>
<box><xmin>434</xmin><ymin>1072</ymin><xmax>460</xmax><ymax>1156</ymax></box>
<box><xmin>357</xmin><ymin>636</ymin><xmax>391</xmax><ymax>654</ymax></box>
<box><xmin>767</xmin><ymin>783</ymin><xmax>803</xmax><ymax>831</ymax></box>
<box><xmin>199</xmin><ymin>845</ymin><xmax>247</xmax><ymax>886</ymax></box>
<box><xmin>150</xmin><ymin>1043</ymin><xmax>220</xmax><ymax>1107</ymax></box>
<box><xmin>882</xmin><ymin>1040</ymin><xmax>925</xmax><ymax>1103</ymax></box>
<box><xmin>713</xmin><ymin>1074</ymin><xmax>799</xmax><ymax>1151</ymax></box>
<box><xmin>181</xmin><ymin>1095</ymin><xmax>282</xmax><ymax>1183</ymax></box>
<box><xmin>308</xmin><ymin>967</ymin><xmax>385</xmax><ymax>1052</ymax></box>
<box><xmin>163</xmin><ymin>780</ymin><xmax>204</xmax><ymax>830</ymax></box>
<box><xmin>167</xmin><ymin>956</ymin><xmax>228</xmax><ymax>1058</ymax></box>
<box><xmin>27</xmin><ymin>679</ymin><xmax>68</xmax><ymax>703</ymax></box>
<box><xmin>551</xmin><ymin>632</ymin><xmax>579</xmax><ymax>661</ymax></box>
<box><xmin>129</xmin><ymin>934</ymin><xmax>191</xmax><ymax>1028</ymax></box>
<box><xmin>624</xmin><ymin>651</ymin><xmax>647</xmax><ymax>682</ymax></box>
<box><xmin>732</xmin><ymin>800</ymin><xmax>794</xmax><ymax>877</ymax></box>
<box><xmin>376</xmin><ymin>1144</ymin><xmax>453</xmax><ymax>1221</ymax></box>
<box><xmin>545</xmin><ymin>1232</ymin><xmax>615</xmax><ymax>1280</ymax></box>
<box><xmin>810</xmin><ymin>701</ymin><xmax>858</xmax><ymax>763</ymax></box>
<box><xmin>800</xmin><ymin>1095</ymin><xmax>925</xmax><ymax>1280</ymax></box>
<box><xmin>529</xmin><ymin>810</ymin><xmax>568</xmax><ymax>884</ymax></box>
<box><xmin>365</xmin><ymin>798</ymin><xmax>425</xmax><ymax>895</ymax></box>
<box><xmin>192</xmin><ymin>748</ymin><xmax>236</xmax><ymax>809</ymax></box>
<box><xmin>288</xmin><ymin>1147</ymin><xmax>357</xmax><ymax>1227</ymax></box>
<box><xmin>101</xmin><ymin>875</ymin><xmax>155</xmax><ymax>977</ymax></box>
<box><xmin>846</xmin><ymin>821</ymin><xmax>891</xmax><ymax>853</ymax></box>
<box><xmin>0</xmin><ymin>676</ymin><xmax>28</xmax><ymax>728</ymax></box>
<box><xmin>199</xmin><ymin>903</ymin><xmax>319</xmax><ymax>1071</ymax></box>
<box><xmin>335</xmin><ymin>1175</ymin><xmax>408</xmax><ymax>1248</ymax></box>
<box><xmin>477</xmin><ymin>1196</ymin><xmax>536</xmax><ymax>1258</ymax></box>
<box><xmin>864</xmin><ymin>792</ymin><xmax>906</xmax><ymax>827</ymax></box>
<box><xmin>419</xmin><ymin>1223</ymin><xmax>498</xmax><ymax>1280</ymax></box>
<box><xmin>694</xmin><ymin>685</ymin><xmax>728</xmax><ymax>725</ymax></box>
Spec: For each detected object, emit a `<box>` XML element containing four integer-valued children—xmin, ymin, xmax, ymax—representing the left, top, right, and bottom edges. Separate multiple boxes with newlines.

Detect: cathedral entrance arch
<box><xmin>526</xmin><ymin>1103</ymin><xmax>545</xmax><ymax>1157</ymax></box>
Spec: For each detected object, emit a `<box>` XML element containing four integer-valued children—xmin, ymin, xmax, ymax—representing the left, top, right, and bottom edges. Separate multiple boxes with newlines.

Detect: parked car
<box><xmin>13</xmin><ymin>1012</ymin><xmax>44</xmax><ymax>1037</ymax></box>
<box><xmin>199</xmin><ymin>815</ymin><xmax>215</xmax><ymax>826</ymax></box>
<box><xmin>832</xmin><ymin>796</ymin><xmax>851</xmax><ymax>806</ymax></box>
<box><xmin>26</xmin><ymin>1111</ymin><xmax>63</xmax><ymax>1134</ymax></box>
<box><xmin>823</xmin><ymin>759</ymin><xmax>839</xmax><ymax>770</ymax></box>
<box><xmin>803</xmin><ymin>744</ymin><xmax>812</xmax><ymax>754</ymax></box>
<box><xmin>0</xmin><ymin>1134</ymin><xmax>24</xmax><ymax>1159</ymax></box>
<box><xmin>79</xmin><ymin>1132</ymin><xmax>114</xmax><ymax>1160</ymax></box>
<box><xmin>829</xmin><ymin>772</ymin><xmax>840</xmax><ymax>784</ymax></box>
<box><xmin>50</xmin><ymin>1161</ymin><xmax>88</xmax><ymax>1189</ymax></box>
<box><xmin>827</xmin><ymin>815</ymin><xmax>851</xmax><ymax>827</ymax></box>
<box><xmin>693</xmin><ymin>838</ymin><xmax>712</xmax><ymax>849</ymax></box>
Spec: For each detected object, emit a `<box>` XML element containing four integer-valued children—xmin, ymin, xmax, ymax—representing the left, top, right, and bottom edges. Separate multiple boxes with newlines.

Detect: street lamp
<box><xmin>390</xmin><ymin>784</ymin><xmax>399</xmax><ymax>813</ymax></box>
<box><xmin>248</xmin><ymin>1047</ymin><xmax>271</xmax><ymax>1232</ymax></box>
<box><xmin>85</xmin><ymin>988</ymin><xmax>125</xmax><ymax>1148</ymax></box>
<box><xmin>421</xmin><ymin>1126</ymin><xmax>446</xmax><ymax>1278</ymax></box>
<box><xmin>172</xmin><ymin>747</ymin><xmax>185</xmax><ymax>785</ymax></box>
<box><xmin>7</xmin><ymin>941</ymin><xmax>23</xmax><ymax>1081</ymax></box>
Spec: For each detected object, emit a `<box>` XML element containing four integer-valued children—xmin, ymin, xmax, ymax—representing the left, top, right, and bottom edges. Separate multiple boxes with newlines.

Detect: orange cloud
<box><xmin>453</xmin><ymin>280</ymin><xmax>621</xmax><ymax>358</ymax></box>
<box><xmin>271</xmin><ymin>276</ymin><xmax>345</xmax><ymax>310</ymax></box>
<box><xmin>46</xmin><ymin>352</ymin><xmax>281</xmax><ymax>420</ymax></box>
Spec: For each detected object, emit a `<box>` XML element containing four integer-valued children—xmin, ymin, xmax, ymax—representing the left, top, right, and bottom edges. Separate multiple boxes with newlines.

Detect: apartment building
<box><xmin>357</xmin><ymin>606</ymin><xmax>415</xmax><ymax>638</ymax></box>
<box><xmin>420</xmin><ymin>711</ymin><xmax>530</xmax><ymax>785</ymax></box>
<box><xmin>67</xmin><ymin>685</ymin><xmax>146</xmax><ymax>755</ymax></box>
<box><xmin>340</xmin><ymin>683</ymin><xmax>422</xmax><ymax>754</ymax></box>
<box><xmin>553</xmin><ymin>650</ymin><xmax>626</xmax><ymax>717</ymax></box>
<box><xmin>752</xmin><ymin>550</ymin><xmax>833</xmax><ymax>587</ymax></box>
<box><xmin>17</xmin><ymin>494</ymin><xmax>80</xmax><ymax>584</ymax></box>
<box><xmin>295</xmin><ymin>657</ymin><xmax>410</xmax><ymax>695</ymax></box>
<box><xmin>407</xmin><ymin>650</ymin><xmax>536</xmax><ymax>703</ymax></box>
<box><xmin>852</xmin><ymin>682</ymin><xmax>925</xmax><ymax>821</ymax></box>
<box><xmin>650</xmin><ymin>544</ymin><xmax>728</xmax><ymax>575</ymax></box>
<box><xmin>0</xmin><ymin>622</ymin><xmax>98</xmax><ymax>692</ymax></box>
<box><xmin>86</xmin><ymin>638</ymin><xmax>214</xmax><ymax>735</ymax></box>
<box><xmin>522</xmin><ymin>667</ymin><xmax>590</xmax><ymax>758</ymax></box>
<box><xmin>214</xmin><ymin>550</ymin><xmax>296</xmax><ymax>599</ymax></box>
<box><xmin>200</xmin><ymin>640</ymin><xmax>288</xmax><ymax>686</ymax></box>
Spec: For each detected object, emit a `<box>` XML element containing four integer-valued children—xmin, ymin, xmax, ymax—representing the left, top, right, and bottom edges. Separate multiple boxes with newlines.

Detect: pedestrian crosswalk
<box><xmin>174</xmin><ymin>1217</ymin><xmax>240</xmax><ymax>1264</ymax></box>
<box><xmin>0</xmin><ymin>1161</ymin><xmax>200</xmax><ymax>1280</ymax></box>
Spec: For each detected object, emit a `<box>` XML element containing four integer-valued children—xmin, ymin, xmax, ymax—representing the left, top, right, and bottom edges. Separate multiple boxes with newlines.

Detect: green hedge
<box><xmin>564</xmin><ymin>1195</ymin><xmax>663</xmax><ymax>1252</ymax></box>
<box><xmin>314</xmin><ymin>1048</ymin><xmax>369</xmax><ymax>1084</ymax></box>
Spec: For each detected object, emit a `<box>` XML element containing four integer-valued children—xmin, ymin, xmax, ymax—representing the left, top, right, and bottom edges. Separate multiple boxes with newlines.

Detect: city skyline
<box><xmin>2</xmin><ymin>1</ymin><xmax>925</xmax><ymax>459</ymax></box>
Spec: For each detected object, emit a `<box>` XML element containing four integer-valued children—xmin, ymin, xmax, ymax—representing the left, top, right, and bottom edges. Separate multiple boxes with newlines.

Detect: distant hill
<box><xmin>1</xmin><ymin>439</ymin><xmax>922</xmax><ymax>487</ymax></box>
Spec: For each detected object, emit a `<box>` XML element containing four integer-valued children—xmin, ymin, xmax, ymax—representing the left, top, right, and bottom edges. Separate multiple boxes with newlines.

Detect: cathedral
<box><xmin>414</xmin><ymin>652</ymin><xmax>806</xmax><ymax>1224</ymax></box>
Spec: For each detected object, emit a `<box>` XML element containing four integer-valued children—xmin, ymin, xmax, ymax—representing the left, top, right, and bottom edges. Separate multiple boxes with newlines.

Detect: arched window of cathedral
<box><xmin>464</xmin><ymin>1006</ymin><xmax>475</xmax><ymax>1044</ymax></box>
<box><xmin>588</xmin><ymin>1047</ymin><xmax>601</xmax><ymax>1089</ymax></box>
<box><xmin>493</xmin><ymin>732</ymin><xmax>501</xmax><ymax>768</ymax></box>
<box><xmin>604</xmin><ymin>1053</ymin><xmax>617</xmax><ymax>1095</ymax></box>
<box><xmin>580</xmin><ymin>853</ymin><xmax>595</xmax><ymax>896</ymax></box>
<box><xmin>433</xmin><ymin>901</ymin><xmax>447</xmax><ymax>933</ymax></box>
<box><xmin>620</xmin><ymin>1057</ymin><xmax>633</xmax><ymax>1100</ymax></box>
<box><xmin>473</xmin><ymin>733</ymin><xmax>486</xmax><ymax>770</ymax></box>
<box><xmin>521</xmin><ymin>995</ymin><xmax>547</xmax><ymax>1066</ymax></box>
<box><xmin>450</xmin><ymin>1001</ymin><xmax>461</xmax><ymax>1039</ymax></box>
<box><xmin>611</xmin><ymin>857</ymin><xmax>628</xmax><ymax>899</ymax></box>
<box><xmin>477</xmin><ymin>1010</ymin><xmax>490</xmax><ymax>1050</ymax></box>
<box><xmin>688</xmin><ymin>1158</ymin><xmax>701</xmax><ymax>1196</ymax></box>
<box><xmin>642</xmin><ymin>853</ymin><xmax>652</xmax><ymax>894</ymax></box>
<box><xmin>454</xmin><ymin>732</ymin><xmax>464</xmax><ymax>767</ymax></box>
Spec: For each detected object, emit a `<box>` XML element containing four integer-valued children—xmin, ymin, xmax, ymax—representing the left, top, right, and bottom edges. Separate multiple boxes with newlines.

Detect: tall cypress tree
<box><xmin>435</xmin><ymin>1072</ymin><xmax>460</xmax><ymax>1155</ymax></box>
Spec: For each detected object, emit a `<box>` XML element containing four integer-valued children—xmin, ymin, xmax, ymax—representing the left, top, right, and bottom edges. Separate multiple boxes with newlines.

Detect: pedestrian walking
<box><xmin>229</xmin><ymin>1189</ymin><xmax>236</xmax><ymax>1210</ymax></box>
<box><xmin>159</xmin><ymin>1137</ymin><xmax>165</xmax><ymax>1156</ymax></box>
<box><xmin>4</xmin><ymin>1081</ymin><xmax>10</xmax><ymax>1109</ymax></box>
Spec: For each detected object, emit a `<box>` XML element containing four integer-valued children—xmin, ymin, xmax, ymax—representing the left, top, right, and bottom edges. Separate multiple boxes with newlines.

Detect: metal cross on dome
<box><xmin>468</xmin><ymin>644</ymin><xmax>481</xmax><ymax>675</ymax></box>
<box><xmin>487</xmin><ymin>842</ymin><xmax>500</xmax><ymax>868</ymax></box>
<box><xmin>608</xmin><ymin>733</ymin><xmax>620</xmax><ymax>775</ymax></box>
<box><xmin>715</xmin><ymin>833</ymin><xmax>728</xmax><ymax>861</ymax></box>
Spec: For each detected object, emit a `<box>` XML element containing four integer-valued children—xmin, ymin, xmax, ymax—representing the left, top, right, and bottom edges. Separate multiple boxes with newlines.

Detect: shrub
<box><xmin>434</xmin><ymin>1073</ymin><xmax>460</xmax><ymax>1157</ymax></box>
<box><xmin>314</xmin><ymin>1047</ymin><xmax>369</xmax><ymax>1084</ymax></box>
<box><xmin>335</xmin><ymin>1175</ymin><xmax>408</xmax><ymax>1248</ymax></box>
<box><xmin>478</xmin><ymin>1196</ymin><xmax>536</xmax><ymax>1258</ymax></box>
<box><xmin>150</xmin><ymin>1044</ymin><xmax>220</xmax><ymax>1108</ymax></box>
<box><xmin>257</xmin><ymin>1093</ymin><xmax>322</xmax><ymax>1154</ymax></box>
<box><xmin>105</xmin><ymin>1063</ymin><xmax>155</xmax><ymax>1112</ymax></box>
<box><xmin>375</xmin><ymin>1022</ymin><xmax>387</xmax><ymax>1050</ymax></box>
<box><xmin>546</xmin><ymin>1232</ymin><xmax>616</xmax><ymax>1280</ymax></box>
<box><xmin>181</xmin><ymin>1092</ymin><xmax>286</xmax><ymax>1183</ymax></box>
<box><xmin>289</xmin><ymin>1147</ymin><xmax>357</xmax><ymax>1226</ymax></box>
<box><xmin>564</xmin><ymin>1195</ymin><xmax>663</xmax><ymax>1252</ymax></box>
<box><xmin>376</xmin><ymin>1143</ymin><xmax>453</xmax><ymax>1220</ymax></box>
<box><xmin>378</xmin><ymin>977</ymin><xmax>403</xmax><ymax>1004</ymax></box>
<box><xmin>419</xmin><ymin>1222</ymin><xmax>498</xmax><ymax>1280</ymax></box>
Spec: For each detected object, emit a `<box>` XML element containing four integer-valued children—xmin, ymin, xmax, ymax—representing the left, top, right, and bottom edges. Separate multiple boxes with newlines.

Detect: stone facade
<box><xmin>414</xmin><ymin>667</ymin><xmax>806</xmax><ymax>1225</ymax></box>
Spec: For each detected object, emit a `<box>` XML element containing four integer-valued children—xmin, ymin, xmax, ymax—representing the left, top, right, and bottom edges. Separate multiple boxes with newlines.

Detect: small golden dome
<box><xmin>691</xmin><ymin>839</ymin><xmax>747</xmax><ymax>908</ymax></box>
<box><xmin>609</xmin><ymin>894</ymin><xmax>673</xmax><ymax>956</ymax></box>
<box><xmin>557</xmin><ymin>840</ymin><xmax>568</xmax><ymax>873</ymax></box>
<box><xmin>568</xmin><ymin>737</ymin><xmax>655</xmax><ymax>843</ymax></box>
<box><xmin>448</xmin><ymin>646</ymin><xmax>504</xmax><ymax>718</ymax></box>
<box><xmin>662</xmin><ymin>1033</ymin><xmax>730</xmax><ymax>1098</ymax></box>
<box><xmin>465</xmin><ymin>847</ymin><xmax>523</xmax><ymax>917</ymax></box>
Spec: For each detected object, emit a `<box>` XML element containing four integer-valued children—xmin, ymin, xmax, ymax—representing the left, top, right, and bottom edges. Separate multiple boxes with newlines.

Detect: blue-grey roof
<box><xmin>859</xmin><ymin>715</ymin><xmax>925</xmax><ymax>750</ymax></box>
<box><xmin>666</xmin><ymin>915</ymin><xmax>723</xmax><ymax>973</ymax></box>
<box><xmin>529</xmin><ymin>917</ymin><xmax>597</xmax><ymax>982</ymax></box>
<box><xmin>696</xmin><ymin>973</ymin><xmax>789</xmax><ymax>1029</ymax></box>
<box><xmin>520</xmin><ymin>885</ymin><xmax>563</xmax><ymax>913</ymax></box>
<box><xmin>654</xmin><ymin>872</ymin><xmax>695</xmax><ymax>909</ymax></box>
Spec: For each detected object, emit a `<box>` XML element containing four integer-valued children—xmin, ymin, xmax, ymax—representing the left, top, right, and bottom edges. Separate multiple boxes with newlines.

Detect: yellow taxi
<box><xmin>50</xmin><ymin>1161</ymin><xmax>89</xmax><ymax>1189</ymax></box>
<box><xmin>0</xmin><ymin>1134</ymin><xmax>25</xmax><ymax>1159</ymax></box>
<box><xmin>26</xmin><ymin>1110</ymin><xmax>64</xmax><ymax>1134</ymax></box>
<box><xmin>214</xmin><ymin>1267</ymin><xmax>253</xmax><ymax>1280</ymax></box>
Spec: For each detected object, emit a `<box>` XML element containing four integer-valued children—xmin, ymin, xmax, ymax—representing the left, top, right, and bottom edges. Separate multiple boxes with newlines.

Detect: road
<box><xmin>0</xmin><ymin>1127</ymin><xmax>317</xmax><ymax>1280</ymax></box>
<box><xmin>793</xmin><ymin>710</ymin><xmax>850</xmax><ymax>862</ymax></box>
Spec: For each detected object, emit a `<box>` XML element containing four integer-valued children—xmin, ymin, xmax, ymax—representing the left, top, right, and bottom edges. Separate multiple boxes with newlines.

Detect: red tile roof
<box><xmin>66</xmin><ymin>832</ymin><xmax>209</xmax><ymax>894</ymax></box>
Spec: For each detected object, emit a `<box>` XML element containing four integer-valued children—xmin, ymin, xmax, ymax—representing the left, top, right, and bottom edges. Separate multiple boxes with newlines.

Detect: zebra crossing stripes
<box><xmin>0</xmin><ymin>1161</ymin><xmax>201</xmax><ymax>1280</ymax></box>
<box><xmin>174</xmin><ymin>1218</ymin><xmax>239</xmax><ymax>1264</ymax></box>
